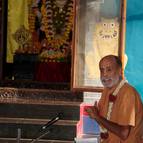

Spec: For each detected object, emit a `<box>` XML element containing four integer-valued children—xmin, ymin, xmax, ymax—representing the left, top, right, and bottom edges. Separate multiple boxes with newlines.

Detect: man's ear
<box><xmin>119</xmin><ymin>67</ymin><xmax>122</xmax><ymax>78</ymax></box>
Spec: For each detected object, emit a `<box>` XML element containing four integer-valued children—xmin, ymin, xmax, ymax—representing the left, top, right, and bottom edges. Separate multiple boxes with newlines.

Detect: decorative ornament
<box><xmin>13</xmin><ymin>25</ymin><xmax>31</xmax><ymax>49</ymax></box>
<box><xmin>41</xmin><ymin>0</ymin><xmax>73</xmax><ymax>49</ymax></box>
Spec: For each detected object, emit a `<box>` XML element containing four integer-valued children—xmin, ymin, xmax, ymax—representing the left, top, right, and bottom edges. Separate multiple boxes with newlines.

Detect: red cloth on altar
<box><xmin>35</xmin><ymin>62</ymin><xmax>71</xmax><ymax>82</ymax></box>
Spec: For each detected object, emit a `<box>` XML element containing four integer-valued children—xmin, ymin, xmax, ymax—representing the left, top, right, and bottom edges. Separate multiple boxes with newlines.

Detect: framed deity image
<box><xmin>71</xmin><ymin>0</ymin><xmax>127</xmax><ymax>92</ymax></box>
<box><xmin>0</xmin><ymin>0</ymin><xmax>74</xmax><ymax>88</ymax></box>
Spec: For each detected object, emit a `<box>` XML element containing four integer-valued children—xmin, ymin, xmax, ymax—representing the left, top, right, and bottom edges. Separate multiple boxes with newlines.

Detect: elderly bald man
<box><xmin>86</xmin><ymin>55</ymin><xmax>143</xmax><ymax>143</ymax></box>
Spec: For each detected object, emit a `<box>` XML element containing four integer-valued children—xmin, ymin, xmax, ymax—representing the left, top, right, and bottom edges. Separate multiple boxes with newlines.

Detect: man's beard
<box><xmin>101</xmin><ymin>76</ymin><xmax>120</xmax><ymax>88</ymax></box>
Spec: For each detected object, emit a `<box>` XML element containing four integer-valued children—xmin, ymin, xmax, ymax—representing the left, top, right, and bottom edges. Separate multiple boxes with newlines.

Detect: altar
<box><xmin>13</xmin><ymin>54</ymin><xmax>71</xmax><ymax>82</ymax></box>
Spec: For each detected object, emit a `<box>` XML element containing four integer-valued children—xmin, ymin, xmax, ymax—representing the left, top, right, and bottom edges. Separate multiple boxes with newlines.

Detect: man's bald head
<box><xmin>99</xmin><ymin>55</ymin><xmax>122</xmax><ymax>69</ymax></box>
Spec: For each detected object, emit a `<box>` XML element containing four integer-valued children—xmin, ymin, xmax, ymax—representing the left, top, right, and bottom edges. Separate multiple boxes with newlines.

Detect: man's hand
<box><xmin>85</xmin><ymin>101</ymin><xmax>100</xmax><ymax>119</ymax></box>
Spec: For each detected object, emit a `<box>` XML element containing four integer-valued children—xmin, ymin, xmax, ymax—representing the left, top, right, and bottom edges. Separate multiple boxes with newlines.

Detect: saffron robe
<box><xmin>99</xmin><ymin>83</ymin><xmax>143</xmax><ymax>143</ymax></box>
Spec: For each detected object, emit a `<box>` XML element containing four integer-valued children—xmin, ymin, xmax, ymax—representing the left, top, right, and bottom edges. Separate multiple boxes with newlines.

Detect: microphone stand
<box><xmin>29</xmin><ymin>113</ymin><xmax>63</xmax><ymax>143</ymax></box>
<box><xmin>30</xmin><ymin>130</ymin><xmax>50</xmax><ymax>143</ymax></box>
<box><xmin>17</xmin><ymin>128</ymin><xmax>21</xmax><ymax>143</ymax></box>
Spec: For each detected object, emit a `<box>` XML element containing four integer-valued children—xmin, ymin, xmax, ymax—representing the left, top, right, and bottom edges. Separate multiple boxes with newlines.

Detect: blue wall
<box><xmin>125</xmin><ymin>0</ymin><xmax>143</xmax><ymax>101</ymax></box>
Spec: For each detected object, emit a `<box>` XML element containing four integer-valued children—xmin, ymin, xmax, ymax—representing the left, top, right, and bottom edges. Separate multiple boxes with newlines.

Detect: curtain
<box><xmin>7</xmin><ymin>0</ymin><xmax>29</xmax><ymax>63</ymax></box>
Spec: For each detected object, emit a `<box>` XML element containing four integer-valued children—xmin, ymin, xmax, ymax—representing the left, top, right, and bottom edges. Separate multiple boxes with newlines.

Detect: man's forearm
<box><xmin>96</xmin><ymin>115</ymin><xmax>131</xmax><ymax>140</ymax></box>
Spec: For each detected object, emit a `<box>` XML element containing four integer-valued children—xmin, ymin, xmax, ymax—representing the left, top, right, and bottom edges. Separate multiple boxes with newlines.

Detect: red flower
<box><xmin>100</xmin><ymin>132</ymin><xmax>109</xmax><ymax>139</ymax></box>
<box><xmin>109</xmin><ymin>94</ymin><xmax>117</xmax><ymax>102</ymax></box>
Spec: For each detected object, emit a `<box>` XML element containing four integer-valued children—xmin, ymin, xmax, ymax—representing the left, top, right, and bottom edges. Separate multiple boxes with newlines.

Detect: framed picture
<box><xmin>71</xmin><ymin>0</ymin><xmax>126</xmax><ymax>92</ymax></box>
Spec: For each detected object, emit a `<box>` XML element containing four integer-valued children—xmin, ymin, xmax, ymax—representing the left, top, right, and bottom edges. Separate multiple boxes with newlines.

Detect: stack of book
<box><xmin>76</xmin><ymin>103</ymin><xmax>100</xmax><ymax>143</ymax></box>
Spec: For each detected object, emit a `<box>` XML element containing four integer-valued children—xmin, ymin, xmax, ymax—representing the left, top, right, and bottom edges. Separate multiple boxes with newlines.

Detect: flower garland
<box><xmin>28</xmin><ymin>0</ymin><xmax>73</xmax><ymax>48</ymax></box>
<box><xmin>100</xmin><ymin>79</ymin><xmax>127</xmax><ymax>140</ymax></box>
<box><xmin>41</xmin><ymin>0</ymin><xmax>74</xmax><ymax>49</ymax></box>
<box><xmin>28</xmin><ymin>0</ymin><xmax>37</xmax><ymax>34</ymax></box>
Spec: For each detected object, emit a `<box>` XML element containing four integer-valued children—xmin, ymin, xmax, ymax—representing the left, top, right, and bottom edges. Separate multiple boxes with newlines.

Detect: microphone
<box><xmin>42</xmin><ymin>112</ymin><xmax>63</xmax><ymax>130</ymax></box>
